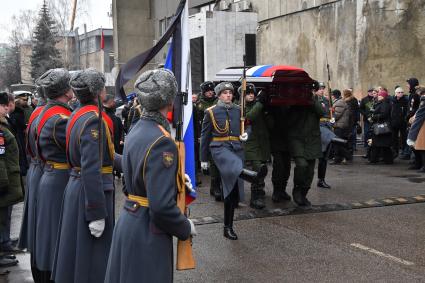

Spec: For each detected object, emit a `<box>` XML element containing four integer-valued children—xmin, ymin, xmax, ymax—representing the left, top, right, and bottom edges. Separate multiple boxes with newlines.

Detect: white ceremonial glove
<box><xmin>188</xmin><ymin>219</ymin><xmax>197</xmax><ymax>236</ymax></box>
<box><xmin>88</xmin><ymin>219</ymin><xmax>105</xmax><ymax>238</ymax></box>
<box><xmin>329</xmin><ymin>117</ymin><xmax>335</xmax><ymax>124</ymax></box>
<box><xmin>201</xmin><ymin>162</ymin><xmax>209</xmax><ymax>171</ymax></box>
<box><xmin>185</xmin><ymin>174</ymin><xmax>196</xmax><ymax>194</ymax></box>
<box><xmin>407</xmin><ymin>139</ymin><xmax>415</xmax><ymax>147</ymax></box>
<box><xmin>239</xmin><ymin>132</ymin><xmax>248</xmax><ymax>142</ymax></box>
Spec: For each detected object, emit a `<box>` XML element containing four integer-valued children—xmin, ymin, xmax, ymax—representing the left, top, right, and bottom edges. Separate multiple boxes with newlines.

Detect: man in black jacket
<box><xmin>391</xmin><ymin>87</ymin><xmax>409</xmax><ymax>157</ymax></box>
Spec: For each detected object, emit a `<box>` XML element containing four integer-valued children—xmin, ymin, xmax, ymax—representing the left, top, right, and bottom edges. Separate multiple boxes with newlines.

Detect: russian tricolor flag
<box><xmin>164</xmin><ymin>1</ymin><xmax>196</xmax><ymax>204</ymax></box>
<box><xmin>115</xmin><ymin>0</ymin><xmax>196</xmax><ymax>204</ymax></box>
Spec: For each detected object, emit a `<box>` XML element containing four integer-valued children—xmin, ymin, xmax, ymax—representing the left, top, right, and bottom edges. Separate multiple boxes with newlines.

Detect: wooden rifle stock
<box><xmin>240</xmin><ymin>55</ymin><xmax>247</xmax><ymax>135</ymax></box>
<box><xmin>176</xmin><ymin>141</ymin><xmax>195</xmax><ymax>270</ymax></box>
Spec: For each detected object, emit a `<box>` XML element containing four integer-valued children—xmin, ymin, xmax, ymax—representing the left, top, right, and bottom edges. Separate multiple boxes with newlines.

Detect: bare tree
<box><xmin>48</xmin><ymin>0</ymin><xmax>89</xmax><ymax>68</ymax></box>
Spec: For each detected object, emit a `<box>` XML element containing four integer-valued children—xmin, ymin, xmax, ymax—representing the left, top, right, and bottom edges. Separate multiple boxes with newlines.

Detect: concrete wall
<box><xmin>189</xmin><ymin>11</ymin><xmax>258</xmax><ymax>81</ymax></box>
<box><xmin>113</xmin><ymin>0</ymin><xmax>154</xmax><ymax>68</ymax></box>
<box><xmin>255</xmin><ymin>0</ymin><xmax>425</xmax><ymax>96</ymax></box>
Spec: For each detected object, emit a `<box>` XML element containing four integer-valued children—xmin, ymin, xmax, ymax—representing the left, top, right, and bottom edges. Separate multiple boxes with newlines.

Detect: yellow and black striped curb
<box><xmin>190</xmin><ymin>195</ymin><xmax>425</xmax><ymax>226</ymax></box>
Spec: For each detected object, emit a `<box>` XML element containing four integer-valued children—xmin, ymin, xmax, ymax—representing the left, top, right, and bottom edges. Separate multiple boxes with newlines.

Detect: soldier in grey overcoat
<box><xmin>33</xmin><ymin>69</ymin><xmax>73</xmax><ymax>282</ymax></box>
<box><xmin>200</xmin><ymin>82</ymin><xmax>266</xmax><ymax>240</ymax></box>
<box><xmin>52</xmin><ymin>69</ymin><xmax>115</xmax><ymax>283</ymax></box>
<box><xmin>104</xmin><ymin>69</ymin><xmax>196</xmax><ymax>283</ymax></box>
<box><xmin>18</xmin><ymin>84</ymin><xmax>46</xmax><ymax>281</ymax></box>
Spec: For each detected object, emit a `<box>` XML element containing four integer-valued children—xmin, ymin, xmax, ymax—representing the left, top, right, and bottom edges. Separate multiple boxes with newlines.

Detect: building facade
<box><xmin>113</xmin><ymin>0</ymin><xmax>425</xmax><ymax>95</ymax></box>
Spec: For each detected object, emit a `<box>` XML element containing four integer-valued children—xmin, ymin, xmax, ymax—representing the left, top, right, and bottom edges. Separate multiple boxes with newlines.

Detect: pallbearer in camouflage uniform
<box><xmin>32</xmin><ymin>69</ymin><xmax>73</xmax><ymax>282</ymax></box>
<box><xmin>195</xmin><ymin>81</ymin><xmax>223</xmax><ymax>200</ymax></box>
<box><xmin>267</xmin><ymin>105</ymin><xmax>292</xmax><ymax>203</ymax></box>
<box><xmin>18</xmin><ymin>87</ymin><xmax>46</xmax><ymax>280</ymax></box>
<box><xmin>52</xmin><ymin>69</ymin><xmax>116</xmax><ymax>283</ymax></box>
<box><xmin>200</xmin><ymin>82</ymin><xmax>266</xmax><ymax>240</ymax></box>
<box><xmin>105</xmin><ymin>69</ymin><xmax>196</xmax><ymax>283</ymax></box>
<box><xmin>242</xmin><ymin>84</ymin><xmax>270</xmax><ymax>209</ymax></box>
<box><xmin>287</xmin><ymin>93</ymin><xmax>324</xmax><ymax>207</ymax></box>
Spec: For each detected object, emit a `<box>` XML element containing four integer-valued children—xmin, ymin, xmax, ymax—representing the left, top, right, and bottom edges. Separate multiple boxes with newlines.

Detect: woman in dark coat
<box><xmin>369</xmin><ymin>90</ymin><xmax>393</xmax><ymax>164</ymax></box>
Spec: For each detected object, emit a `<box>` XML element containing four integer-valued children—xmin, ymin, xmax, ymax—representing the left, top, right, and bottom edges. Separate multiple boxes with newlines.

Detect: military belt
<box><xmin>128</xmin><ymin>194</ymin><xmax>149</xmax><ymax>207</ymax></box>
<box><xmin>73</xmin><ymin>166</ymin><xmax>113</xmax><ymax>174</ymax></box>
<box><xmin>320</xmin><ymin>118</ymin><xmax>330</xmax><ymax>122</ymax></box>
<box><xmin>46</xmin><ymin>161</ymin><xmax>70</xmax><ymax>170</ymax></box>
<box><xmin>212</xmin><ymin>136</ymin><xmax>239</xmax><ymax>142</ymax></box>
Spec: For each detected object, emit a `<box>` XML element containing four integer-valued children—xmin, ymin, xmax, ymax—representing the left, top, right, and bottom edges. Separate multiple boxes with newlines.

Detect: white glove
<box><xmin>239</xmin><ymin>132</ymin><xmax>248</xmax><ymax>142</ymax></box>
<box><xmin>407</xmin><ymin>139</ymin><xmax>415</xmax><ymax>147</ymax></box>
<box><xmin>188</xmin><ymin>219</ymin><xmax>197</xmax><ymax>236</ymax></box>
<box><xmin>88</xmin><ymin>219</ymin><xmax>105</xmax><ymax>238</ymax></box>
<box><xmin>329</xmin><ymin>117</ymin><xmax>335</xmax><ymax>124</ymax></box>
<box><xmin>184</xmin><ymin>174</ymin><xmax>195</xmax><ymax>194</ymax></box>
<box><xmin>201</xmin><ymin>162</ymin><xmax>209</xmax><ymax>170</ymax></box>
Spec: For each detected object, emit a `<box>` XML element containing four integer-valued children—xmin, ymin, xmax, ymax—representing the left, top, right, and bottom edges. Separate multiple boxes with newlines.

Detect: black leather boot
<box><xmin>250</xmin><ymin>188</ymin><xmax>265</xmax><ymax>209</ymax></box>
<box><xmin>301</xmin><ymin>187</ymin><xmax>312</xmax><ymax>207</ymax></box>
<box><xmin>272</xmin><ymin>182</ymin><xmax>291</xmax><ymax>202</ymax></box>
<box><xmin>223</xmin><ymin>201</ymin><xmax>238</xmax><ymax>240</ymax></box>
<box><xmin>317</xmin><ymin>179</ymin><xmax>331</xmax><ymax>189</ymax></box>
<box><xmin>239</xmin><ymin>164</ymin><xmax>268</xmax><ymax>183</ymax></box>
<box><xmin>292</xmin><ymin>186</ymin><xmax>305</xmax><ymax>206</ymax></box>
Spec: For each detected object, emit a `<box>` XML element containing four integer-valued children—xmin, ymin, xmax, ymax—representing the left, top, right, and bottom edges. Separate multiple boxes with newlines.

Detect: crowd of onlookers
<box><xmin>326</xmin><ymin>77</ymin><xmax>425</xmax><ymax>172</ymax></box>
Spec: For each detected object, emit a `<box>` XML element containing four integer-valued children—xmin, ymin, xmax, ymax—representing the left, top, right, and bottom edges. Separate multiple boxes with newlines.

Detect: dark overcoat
<box><xmin>52</xmin><ymin>104</ymin><xmax>115</xmax><ymax>283</ymax></box>
<box><xmin>18</xmin><ymin>105</ymin><xmax>45</xmax><ymax>251</ymax></box>
<box><xmin>371</xmin><ymin>99</ymin><xmax>392</xmax><ymax>147</ymax></box>
<box><xmin>34</xmin><ymin>101</ymin><xmax>71</xmax><ymax>271</ymax></box>
<box><xmin>200</xmin><ymin>104</ymin><xmax>244</xmax><ymax>200</ymax></box>
<box><xmin>105</xmin><ymin>118</ymin><xmax>191</xmax><ymax>283</ymax></box>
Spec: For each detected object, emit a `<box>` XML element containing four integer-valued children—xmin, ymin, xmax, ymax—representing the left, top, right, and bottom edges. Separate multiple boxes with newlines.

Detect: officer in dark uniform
<box><xmin>52</xmin><ymin>69</ymin><xmax>116</xmax><ymax>283</ymax></box>
<box><xmin>242</xmin><ymin>84</ymin><xmax>270</xmax><ymax>209</ymax></box>
<box><xmin>0</xmin><ymin>91</ymin><xmax>23</xmax><ymax>268</ymax></box>
<box><xmin>200</xmin><ymin>82</ymin><xmax>266</xmax><ymax>240</ymax></box>
<box><xmin>33</xmin><ymin>69</ymin><xmax>73</xmax><ymax>282</ymax></box>
<box><xmin>105</xmin><ymin>69</ymin><xmax>196</xmax><ymax>283</ymax></box>
<box><xmin>287</xmin><ymin>89</ymin><xmax>324</xmax><ymax>207</ymax></box>
<box><xmin>18</xmin><ymin>87</ymin><xmax>46</xmax><ymax>280</ymax></box>
<box><xmin>194</xmin><ymin>81</ymin><xmax>222</xmax><ymax>200</ymax></box>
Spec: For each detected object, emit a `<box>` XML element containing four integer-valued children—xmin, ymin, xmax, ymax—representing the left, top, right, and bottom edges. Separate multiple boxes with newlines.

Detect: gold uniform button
<box><xmin>133</xmin><ymin>203</ymin><xmax>138</xmax><ymax>209</ymax></box>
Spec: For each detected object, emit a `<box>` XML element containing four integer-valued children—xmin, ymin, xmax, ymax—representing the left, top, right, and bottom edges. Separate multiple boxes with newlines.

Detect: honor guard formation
<box><xmin>0</xmin><ymin>65</ymin><xmax>424</xmax><ymax>282</ymax></box>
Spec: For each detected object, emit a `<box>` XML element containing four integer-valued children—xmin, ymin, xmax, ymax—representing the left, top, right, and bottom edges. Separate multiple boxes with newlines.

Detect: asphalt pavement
<box><xmin>2</xmin><ymin>150</ymin><xmax>425</xmax><ymax>282</ymax></box>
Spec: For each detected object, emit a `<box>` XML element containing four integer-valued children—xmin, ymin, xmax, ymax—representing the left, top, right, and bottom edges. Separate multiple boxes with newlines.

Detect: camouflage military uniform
<box><xmin>245</xmin><ymin>100</ymin><xmax>270</xmax><ymax>209</ymax></box>
<box><xmin>287</xmin><ymin>96</ymin><xmax>323</xmax><ymax>206</ymax></box>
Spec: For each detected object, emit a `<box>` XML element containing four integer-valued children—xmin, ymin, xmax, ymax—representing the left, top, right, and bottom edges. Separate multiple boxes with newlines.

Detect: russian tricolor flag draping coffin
<box><xmin>115</xmin><ymin>0</ymin><xmax>196</xmax><ymax>204</ymax></box>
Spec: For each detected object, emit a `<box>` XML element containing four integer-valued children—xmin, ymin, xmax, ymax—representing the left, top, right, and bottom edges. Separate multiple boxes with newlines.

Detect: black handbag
<box><xmin>373</xmin><ymin>122</ymin><xmax>391</xmax><ymax>135</ymax></box>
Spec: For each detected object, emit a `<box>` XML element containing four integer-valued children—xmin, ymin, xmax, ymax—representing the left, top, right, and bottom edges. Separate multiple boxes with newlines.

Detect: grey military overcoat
<box><xmin>105</xmin><ymin>118</ymin><xmax>191</xmax><ymax>283</ymax></box>
<box><xmin>34</xmin><ymin>101</ymin><xmax>71</xmax><ymax>271</ymax></box>
<box><xmin>18</xmin><ymin>105</ymin><xmax>45</xmax><ymax>252</ymax></box>
<box><xmin>52</xmin><ymin>104</ymin><xmax>115</xmax><ymax>283</ymax></box>
<box><xmin>200</xmin><ymin>104</ymin><xmax>244</xmax><ymax>200</ymax></box>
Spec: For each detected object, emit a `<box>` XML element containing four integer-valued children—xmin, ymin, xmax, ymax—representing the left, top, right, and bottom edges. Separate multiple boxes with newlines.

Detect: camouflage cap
<box><xmin>35</xmin><ymin>68</ymin><xmax>71</xmax><ymax>99</ymax></box>
<box><xmin>214</xmin><ymin>82</ymin><xmax>234</xmax><ymax>97</ymax></box>
<box><xmin>200</xmin><ymin>81</ymin><xmax>215</xmax><ymax>94</ymax></box>
<box><xmin>134</xmin><ymin>69</ymin><xmax>178</xmax><ymax>111</ymax></box>
<box><xmin>237</xmin><ymin>83</ymin><xmax>256</xmax><ymax>95</ymax></box>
